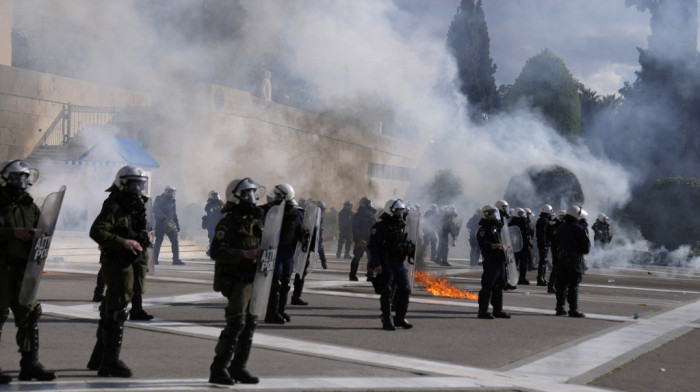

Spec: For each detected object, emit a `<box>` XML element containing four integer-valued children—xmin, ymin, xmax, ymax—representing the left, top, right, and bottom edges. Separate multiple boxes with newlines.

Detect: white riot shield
<box><xmin>249</xmin><ymin>204</ymin><xmax>284</xmax><ymax>317</ymax></box>
<box><xmin>502</xmin><ymin>225</ymin><xmax>523</xmax><ymax>287</ymax></box>
<box><xmin>18</xmin><ymin>186</ymin><xmax>66</xmax><ymax>305</ymax></box>
<box><xmin>405</xmin><ymin>210</ymin><xmax>420</xmax><ymax>287</ymax></box>
<box><xmin>292</xmin><ymin>203</ymin><xmax>320</xmax><ymax>276</ymax></box>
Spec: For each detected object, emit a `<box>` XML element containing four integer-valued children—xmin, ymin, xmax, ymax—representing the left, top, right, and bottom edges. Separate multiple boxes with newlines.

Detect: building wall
<box><xmin>0</xmin><ymin>65</ymin><xmax>428</xmax><ymax>229</ymax></box>
<box><xmin>0</xmin><ymin>64</ymin><xmax>150</xmax><ymax>160</ymax></box>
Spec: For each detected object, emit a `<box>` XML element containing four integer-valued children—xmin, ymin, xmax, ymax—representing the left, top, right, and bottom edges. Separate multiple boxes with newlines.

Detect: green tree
<box><xmin>503</xmin><ymin>165</ymin><xmax>584</xmax><ymax>211</ymax></box>
<box><xmin>505</xmin><ymin>49</ymin><xmax>581</xmax><ymax>141</ymax></box>
<box><xmin>446</xmin><ymin>0</ymin><xmax>499</xmax><ymax>119</ymax></box>
<box><xmin>426</xmin><ymin>169</ymin><xmax>463</xmax><ymax>206</ymax></box>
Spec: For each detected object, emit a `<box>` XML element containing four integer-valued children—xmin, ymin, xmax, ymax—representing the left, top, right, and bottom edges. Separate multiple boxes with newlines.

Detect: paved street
<box><xmin>1</xmin><ymin>232</ymin><xmax>699</xmax><ymax>391</ymax></box>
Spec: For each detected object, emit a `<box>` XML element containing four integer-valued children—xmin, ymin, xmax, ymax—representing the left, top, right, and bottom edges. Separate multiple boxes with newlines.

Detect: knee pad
<box><xmin>243</xmin><ymin>316</ymin><xmax>258</xmax><ymax>335</ymax></box>
<box><xmin>111</xmin><ymin>307</ymin><xmax>129</xmax><ymax>323</ymax></box>
<box><xmin>227</xmin><ymin>316</ymin><xmax>246</xmax><ymax>331</ymax></box>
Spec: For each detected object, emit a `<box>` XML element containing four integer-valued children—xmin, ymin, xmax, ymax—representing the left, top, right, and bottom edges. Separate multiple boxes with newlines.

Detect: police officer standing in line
<box><xmin>535</xmin><ymin>204</ymin><xmax>553</xmax><ymax>286</ymax></box>
<box><xmin>87</xmin><ymin>166</ymin><xmax>152</xmax><ymax>377</ymax></box>
<box><xmin>0</xmin><ymin>160</ymin><xmax>56</xmax><ymax>384</ymax></box>
<box><xmin>203</xmin><ymin>190</ymin><xmax>224</xmax><ymax>255</ymax></box>
<box><xmin>368</xmin><ymin>199</ymin><xmax>414</xmax><ymax>331</ymax></box>
<box><xmin>336</xmin><ymin>201</ymin><xmax>353</xmax><ymax>259</ymax></box>
<box><xmin>262</xmin><ymin>184</ymin><xmax>305</xmax><ymax>324</ymax></box>
<box><xmin>510</xmin><ymin>208</ymin><xmax>532</xmax><ymax>285</ymax></box>
<box><xmin>546</xmin><ymin>210</ymin><xmax>565</xmax><ymax>294</ymax></box>
<box><xmin>466</xmin><ymin>209</ymin><xmax>481</xmax><ymax>266</ymax></box>
<box><xmin>208</xmin><ymin>178</ymin><xmax>265</xmax><ymax>385</ymax></box>
<box><xmin>554</xmin><ymin>206</ymin><xmax>591</xmax><ymax>318</ymax></box>
<box><xmin>476</xmin><ymin>205</ymin><xmax>511</xmax><ymax>319</ymax></box>
<box><xmin>435</xmin><ymin>205</ymin><xmax>458</xmax><ymax>266</ymax></box>
<box><xmin>422</xmin><ymin>204</ymin><xmax>439</xmax><ymax>263</ymax></box>
<box><xmin>153</xmin><ymin>186</ymin><xmax>184</xmax><ymax>266</ymax></box>
<box><xmin>349</xmin><ymin>197</ymin><xmax>376</xmax><ymax>281</ymax></box>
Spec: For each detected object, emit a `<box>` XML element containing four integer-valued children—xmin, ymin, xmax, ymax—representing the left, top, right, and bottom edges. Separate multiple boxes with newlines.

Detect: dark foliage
<box><xmin>503</xmin><ymin>165</ymin><xmax>584</xmax><ymax>211</ymax></box>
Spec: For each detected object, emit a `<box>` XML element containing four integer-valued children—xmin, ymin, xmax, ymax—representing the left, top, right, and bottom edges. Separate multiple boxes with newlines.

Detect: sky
<box><xmin>395</xmin><ymin>0</ymin><xmax>672</xmax><ymax>96</ymax></box>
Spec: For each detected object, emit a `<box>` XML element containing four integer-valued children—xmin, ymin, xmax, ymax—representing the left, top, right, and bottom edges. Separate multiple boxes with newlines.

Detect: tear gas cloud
<box><xmin>14</xmin><ymin>1</ymin><xmax>697</xmax><ymax>264</ymax></box>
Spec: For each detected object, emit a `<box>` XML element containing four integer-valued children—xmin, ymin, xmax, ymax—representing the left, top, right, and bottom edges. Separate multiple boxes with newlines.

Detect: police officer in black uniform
<box><xmin>592</xmin><ymin>213</ymin><xmax>612</xmax><ymax>248</ymax></box>
<box><xmin>208</xmin><ymin>178</ymin><xmax>265</xmax><ymax>385</ymax></box>
<box><xmin>262</xmin><ymin>184</ymin><xmax>304</xmax><ymax>324</ymax></box>
<box><xmin>554</xmin><ymin>206</ymin><xmax>590</xmax><ymax>318</ymax></box>
<box><xmin>88</xmin><ymin>165</ymin><xmax>152</xmax><ymax>377</ymax></box>
<box><xmin>466</xmin><ymin>209</ymin><xmax>481</xmax><ymax>266</ymax></box>
<box><xmin>368</xmin><ymin>199</ymin><xmax>414</xmax><ymax>331</ymax></box>
<box><xmin>546</xmin><ymin>210</ymin><xmax>565</xmax><ymax>294</ymax></box>
<box><xmin>476</xmin><ymin>205</ymin><xmax>511</xmax><ymax>319</ymax></box>
<box><xmin>336</xmin><ymin>201</ymin><xmax>353</xmax><ymax>259</ymax></box>
<box><xmin>349</xmin><ymin>197</ymin><xmax>376</xmax><ymax>281</ymax></box>
<box><xmin>0</xmin><ymin>160</ymin><xmax>55</xmax><ymax>384</ymax></box>
<box><xmin>422</xmin><ymin>204</ymin><xmax>439</xmax><ymax>262</ymax></box>
<box><xmin>510</xmin><ymin>208</ymin><xmax>533</xmax><ymax>285</ymax></box>
<box><xmin>203</xmin><ymin>190</ymin><xmax>224</xmax><ymax>255</ymax></box>
<box><xmin>535</xmin><ymin>204</ymin><xmax>553</xmax><ymax>286</ymax></box>
<box><xmin>153</xmin><ymin>186</ymin><xmax>184</xmax><ymax>266</ymax></box>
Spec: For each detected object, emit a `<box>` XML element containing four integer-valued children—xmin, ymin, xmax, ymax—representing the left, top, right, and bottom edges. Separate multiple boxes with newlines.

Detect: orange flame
<box><xmin>414</xmin><ymin>271</ymin><xmax>478</xmax><ymax>300</ymax></box>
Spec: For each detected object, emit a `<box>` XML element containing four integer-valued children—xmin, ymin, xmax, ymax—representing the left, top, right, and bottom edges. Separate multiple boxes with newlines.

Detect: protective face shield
<box><xmin>385</xmin><ymin>199</ymin><xmax>407</xmax><ymax>218</ymax></box>
<box><xmin>226</xmin><ymin>178</ymin><xmax>265</xmax><ymax>205</ymax></box>
<box><xmin>514</xmin><ymin>208</ymin><xmax>526</xmax><ymax>218</ymax></box>
<box><xmin>524</xmin><ymin>208</ymin><xmax>533</xmax><ymax>217</ymax></box>
<box><xmin>541</xmin><ymin>204</ymin><xmax>553</xmax><ymax>215</ymax></box>
<box><xmin>0</xmin><ymin>160</ymin><xmax>40</xmax><ymax>194</ymax></box>
<box><xmin>597</xmin><ymin>213</ymin><xmax>608</xmax><ymax>223</ymax></box>
<box><xmin>271</xmin><ymin>183</ymin><xmax>295</xmax><ymax>205</ymax></box>
<box><xmin>480</xmin><ymin>205</ymin><xmax>501</xmax><ymax>221</ymax></box>
<box><xmin>566</xmin><ymin>206</ymin><xmax>582</xmax><ymax>219</ymax></box>
<box><xmin>113</xmin><ymin>165</ymin><xmax>149</xmax><ymax>196</ymax></box>
<box><xmin>164</xmin><ymin>185</ymin><xmax>176</xmax><ymax>197</ymax></box>
<box><xmin>495</xmin><ymin>200</ymin><xmax>510</xmax><ymax>216</ymax></box>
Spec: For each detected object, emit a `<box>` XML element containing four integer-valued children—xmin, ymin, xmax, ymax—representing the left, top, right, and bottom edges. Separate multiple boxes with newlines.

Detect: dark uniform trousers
<box><xmin>215</xmin><ymin>279</ymin><xmax>257</xmax><ymax>368</ymax></box>
<box><xmin>478</xmin><ymin>260</ymin><xmax>506</xmax><ymax>314</ymax></box>
<box><xmin>378</xmin><ymin>263</ymin><xmax>411</xmax><ymax>323</ymax></box>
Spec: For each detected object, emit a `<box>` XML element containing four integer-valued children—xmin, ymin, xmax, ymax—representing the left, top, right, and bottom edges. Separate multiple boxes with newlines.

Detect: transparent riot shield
<box><xmin>405</xmin><ymin>209</ymin><xmax>421</xmax><ymax>288</ymax></box>
<box><xmin>501</xmin><ymin>225</ymin><xmax>523</xmax><ymax>287</ymax></box>
<box><xmin>305</xmin><ymin>209</ymin><xmax>322</xmax><ymax>275</ymax></box>
<box><xmin>292</xmin><ymin>203</ymin><xmax>320</xmax><ymax>277</ymax></box>
<box><xmin>146</xmin><ymin>247</ymin><xmax>155</xmax><ymax>276</ymax></box>
<box><xmin>18</xmin><ymin>186</ymin><xmax>67</xmax><ymax>305</ymax></box>
<box><xmin>249</xmin><ymin>204</ymin><xmax>284</xmax><ymax>317</ymax></box>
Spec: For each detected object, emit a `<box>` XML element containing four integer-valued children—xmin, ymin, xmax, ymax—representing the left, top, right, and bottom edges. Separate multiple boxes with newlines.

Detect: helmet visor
<box><xmin>125</xmin><ymin>178</ymin><xmax>148</xmax><ymax>196</ymax></box>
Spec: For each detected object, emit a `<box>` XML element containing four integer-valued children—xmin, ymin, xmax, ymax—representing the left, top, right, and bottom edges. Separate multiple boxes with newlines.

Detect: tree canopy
<box><xmin>505</xmin><ymin>49</ymin><xmax>581</xmax><ymax>141</ymax></box>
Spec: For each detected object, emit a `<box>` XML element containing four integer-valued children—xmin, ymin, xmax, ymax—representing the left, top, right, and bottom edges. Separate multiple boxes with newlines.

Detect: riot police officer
<box><xmin>208</xmin><ymin>178</ymin><xmax>265</xmax><ymax>385</ymax></box>
<box><xmin>336</xmin><ymin>201</ymin><xmax>353</xmax><ymax>259</ymax></box>
<box><xmin>87</xmin><ymin>165</ymin><xmax>152</xmax><ymax>377</ymax></box>
<box><xmin>263</xmin><ymin>184</ymin><xmax>304</xmax><ymax>324</ymax></box>
<box><xmin>510</xmin><ymin>208</ymin><xmax>533</xmax><ymax>285</ymax></box>
<box><xmin>368</xmin><ymin>199</ymin><xmax>414</xmax><ymax>331</ymax></box>
<box><xmin>535</xmin><ymin>204</ymin><xmax>553</xmax><ymax>286</ymax></box>
<box><xmin>422</xmin><ymin>204</ymin><xmax>439</xmax><ymax>262</ymax></box>
<box><xmin>291</xmin><ymin>200</ymin><xmax>327</xmax><ymax>306</ymax></box>
<box><xmin>435</xmin><ymin>205</ymin><xmax>459</xmax><ymax>266</ymax></box>
<box><xmin>554</xmin><ymin>206</ymin><xmax>590</xmax><ymax>317</ymax></box>
<box><xmin>0</xmin><ymin>160</ymin><xmax>55</xmax><ymax>384</ymax></box>
<box><xmin>592</xmin><ymin>213</ymin><xmax>613</xmax><ymax>248</ymax></box>
<box><xmin>349</xmin><ymin>197</ymin><xmax>376</xmax><ymax>281</ymax></box>
<box><xmin>476</xmin><ymin>205</ymin><xmax>510</xmax><ymax>319</ymax></box>
<box><xmin>546</xmin><ymin>210</ymin><xmax>566</xmax><ymax>294</ymax></box>
<box><xmin>466</xmin><ymin>209</ymin><xmax>481</xmax><ymax>266</ymax></box>
<box><xmin>153</xmin><ymin>186</ymin><xmax>184</xmax><ymax>266</ymax></box>
<box><xmin>203</xmin><ymin>190</ymin><xmax>224</xmax><ymax>254</ymax></box>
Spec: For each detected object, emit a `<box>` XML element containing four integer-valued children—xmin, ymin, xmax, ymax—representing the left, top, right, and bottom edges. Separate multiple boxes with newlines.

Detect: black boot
<box><xmin>0</xmin><ymin>311</ymin><xmax>12</xmax><ymax>384</ymax></box>
<box><xmin>291</xmin><ymin>274</ymin><xmax>308</xmax><ymax>305</ymax></box>
<box><xmin>229</xmin><ymin>317</ymin><xmax>260</xmax><ymax>384</ymax></box>
<box><xmin>555</xmin><ymin>286</ymin><xmax>567</xmax><ymax>316</ymax></box>
<box><xmin>87</xmin><ymin>339</ymin><xmax>103</xmax><ymax>370</ymax></box>
<box><xmin>209</xmin><ymin>355</ymin><xmax>234</xmax><ymax>385</ymax></box>
<box><xmin>380</xmin><ymin>286</ymin><xmax>395</xmax><ymax>330</ymax></box>
<box><xmin>264</xmin><ymin>281</ymin><xmax>285</xmax><ymax>324</ymax></box>
<box><xmin>537</xmin><ymin>262</ymin><xmax>548</xmax><ymax>286</ymax></box>
<box><xmin>568</xmin><ymin>286</ymin><xmax>585</xmax><ymax>318</ymax></box>
<box><xmin>477</xmin><ymin>289</ymin><xmax>493</xmax><ymax>319</ymax></box>
<box><xmin>491</xmin><ymin>289</ymin><xmax>510</xmax><ymax>319</ymax></box>
<box><xmin>129</xmin><ymin>293</ymin><xmax>153</xmax><ymax>321</ymax></box>
<box><xmin>98</xmin><ymin>314</ymin><xmax>132</xmax><ymax>378</ymax></box>
<box><xmin>393</xmin><ymin>290</ymin><xmax>413</xmax><ymax>329</ymax></box>
<box><xmin>278</xmin><ymin>279</ymin><xmax>291</xmax><ymax>322</ymax></box>
<box><xmin>210</xmin><ymin>316</ymin><xmax>244</xmax><ymax>385</ymax></box>
<box><xmin>18</xmin><ymin>306</ymin><xmax>56</xmax><ymax>381</ymax></box>
<box><xmin>349</xmin><ymin>256</ymin><xmax>360</xmax><ymax>281</ymax></box>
